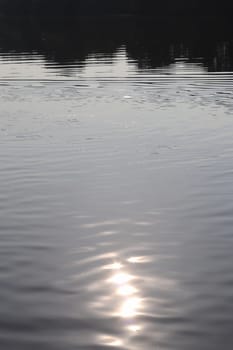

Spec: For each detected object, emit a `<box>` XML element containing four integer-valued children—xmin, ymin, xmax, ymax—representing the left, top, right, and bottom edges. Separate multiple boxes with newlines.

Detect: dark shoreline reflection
<box><xmin>0</xmin><ymin>16</ymin><xmax>233</xmax><ymax>77</ymax></box>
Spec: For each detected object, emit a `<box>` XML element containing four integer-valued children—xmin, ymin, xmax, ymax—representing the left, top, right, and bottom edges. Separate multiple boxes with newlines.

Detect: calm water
<box><xmin>1</xmin><ymin>17</ymin><xmax>233</xmax><ymax>349</ymax></box>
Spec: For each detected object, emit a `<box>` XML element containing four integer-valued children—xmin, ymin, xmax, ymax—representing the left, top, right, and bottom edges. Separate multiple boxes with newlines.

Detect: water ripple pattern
<box><xmin>1</xmin><ymin>30</ymin><xmax>233</xmax><ymax>350</ymax></box>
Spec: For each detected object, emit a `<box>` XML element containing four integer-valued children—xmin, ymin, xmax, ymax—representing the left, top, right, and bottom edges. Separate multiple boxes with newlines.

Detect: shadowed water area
<box><xmin>1</xmin><ymin>16</ymin><xmax>233</xmax><ymax>349</ymax></box>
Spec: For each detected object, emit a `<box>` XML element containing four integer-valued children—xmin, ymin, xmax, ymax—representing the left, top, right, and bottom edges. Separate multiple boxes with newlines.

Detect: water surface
<box><xmin>1</xmin><ymin>17</ymin><xmax>233</xmax><ymax>350</ymax></box>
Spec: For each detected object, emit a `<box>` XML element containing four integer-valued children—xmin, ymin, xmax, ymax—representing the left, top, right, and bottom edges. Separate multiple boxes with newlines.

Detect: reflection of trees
<box><xmin>0</xmin><ymin>17</ymin><xmax>233</xmax><ymax>73</ymax></box>
<box><xmin>125</xmin><ymin>17</ymin><xmax>233</xmax><ymax>72</ymax></box>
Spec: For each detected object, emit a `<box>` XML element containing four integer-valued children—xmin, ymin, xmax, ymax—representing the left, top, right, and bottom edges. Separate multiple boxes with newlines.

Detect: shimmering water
<box><xmin>1</xmin><ymin>17</ymin><xmax>233</xmax><ymax>350</ymax></box>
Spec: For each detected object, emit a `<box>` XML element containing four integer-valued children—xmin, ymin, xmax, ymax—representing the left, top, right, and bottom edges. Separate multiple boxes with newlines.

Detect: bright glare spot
<box><xmin>128</xmin><ymin>256</ymin><xmax>143</xmax><ymax>263</ymax></box>
<box><xmin>127</xmin><ymin>256</ymin><xmax>152</xmax><ymax>263</ymax></box>
<box><xmin>110</xmin><ymin>272</ymin><xmax>132</xmax><ymax>285</ymax></box>
<box><xmin>128</xmin><ymin>324</ymin><xmax>141</xmax><ymax>333</ymax></box>
<box><xmin>117</xmin><ymin>284</ymin><xmax>137</xmax><ymax>296</ymax></box>
<box><xmin>99</xmin><ymin>335</ymin><xmax>123</xmax><ymax>347</ymax></box>
<box><xmin>109</xmin><ymin>339</ymin><xmax>122</xmax><ymax>347</ymax></box>
<box><xmin>104</xmin><ymin>262</ymin><xmax>123</xmax><ymax>270</ymax></box>
<box><xmin>120</xmin><ymin>297</ymin><xmax>141</xmax><ymax>318</ymax></box>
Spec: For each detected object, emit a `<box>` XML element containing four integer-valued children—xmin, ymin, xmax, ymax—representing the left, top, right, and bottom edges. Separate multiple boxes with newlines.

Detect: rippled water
<box><xmin>1</xmin><ymin>17</ymin><xmax>233</xmax><ymax>350</ymax></box>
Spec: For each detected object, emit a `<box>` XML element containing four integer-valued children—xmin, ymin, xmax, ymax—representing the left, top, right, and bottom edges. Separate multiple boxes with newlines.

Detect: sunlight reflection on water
<box><xmin>105</xmin><ymin>259</ymin><xmax>143</xmax><ymax>342</ymax></box>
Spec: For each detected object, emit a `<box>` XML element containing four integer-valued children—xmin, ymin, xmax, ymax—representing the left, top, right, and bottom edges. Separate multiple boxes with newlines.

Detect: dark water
<box><xmin>1</xmin><ymin>17</ymin><xmax>233</xmax><ymax>350</ymax></box>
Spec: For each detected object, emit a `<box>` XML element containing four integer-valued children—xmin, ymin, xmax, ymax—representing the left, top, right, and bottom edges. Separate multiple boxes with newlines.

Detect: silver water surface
<box><xmin>1</xmin><ymin>18</ymin><xmax>233</xmax><ymax>350</ymax></box>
